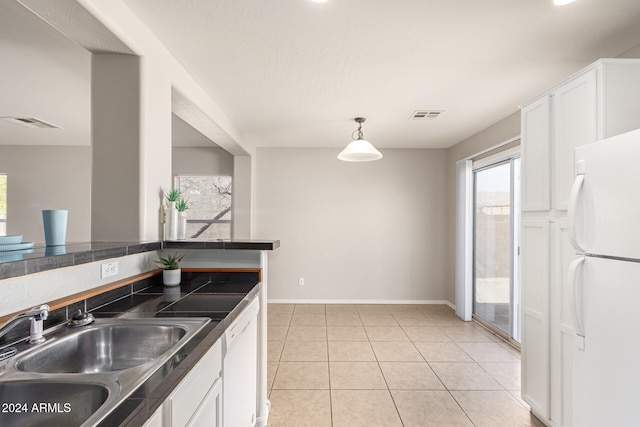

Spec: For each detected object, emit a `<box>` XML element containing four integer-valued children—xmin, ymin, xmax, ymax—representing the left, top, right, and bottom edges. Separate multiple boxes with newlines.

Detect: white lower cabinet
<box><xmin>142</xmin><ymin>407</ymin><xmax>163</xmax><ymax>427</ymax></box>
<box><xmin>549</xmin><ymin>220</ymin><xmax>577</xmax><ymax>427</ymax></box>
<box><xmin>149</xmin><ymin>299</ymin><xmax>260</xmax><ymax>426</ymax></box>
<box><xmin>186</xmin><ymin>377</ymin><xmax>222</xmax><ymax>427</ymax></box>
<box><xmin>164</xmin><ymin>340</ymin><xmax>223</xmax><ymax>427</ymax></box>
<box><xmin>520</xmin><ymin>216</ymin><xmax>550</xmax><ymax>420</ymax></box>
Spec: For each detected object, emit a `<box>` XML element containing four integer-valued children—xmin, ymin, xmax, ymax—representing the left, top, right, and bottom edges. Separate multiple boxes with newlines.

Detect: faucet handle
<box><xmin>67</xmin><ymin>309</ymin><xmax>94</xmax><ymax>328</ymax></box>
<box><xmin>27</xmin><ymin>305</ymin><xmax>49</xmax><ymax>345</ymax></box>
<box><xmin>27</xmin><ymin>304</ymin><xmax>49</xmax><ymax>321</ymax></box>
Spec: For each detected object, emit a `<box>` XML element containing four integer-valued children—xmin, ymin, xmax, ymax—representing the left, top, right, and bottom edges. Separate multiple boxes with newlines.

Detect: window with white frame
<box><xmin>175</xmin><ymin>175</ymin><xmax>232</xmax><ymax>240</ymax></box>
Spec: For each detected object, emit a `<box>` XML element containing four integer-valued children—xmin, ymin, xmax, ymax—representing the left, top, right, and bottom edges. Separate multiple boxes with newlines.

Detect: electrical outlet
<box><xmin>101</xmin><ymin>261</ymin><xmax>119</xmax><ymax>279</ymax></box>
<box><xmin>298</xmin><ymin>277</ymin><xmax>305</xmax><ymax>286</ymax></box>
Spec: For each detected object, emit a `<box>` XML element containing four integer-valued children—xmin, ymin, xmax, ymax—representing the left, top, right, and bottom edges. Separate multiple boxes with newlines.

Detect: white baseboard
<box><xmin>267</xmin><ymin>299</ymin><xmax>454</xmax><ymax>307</ymax></box>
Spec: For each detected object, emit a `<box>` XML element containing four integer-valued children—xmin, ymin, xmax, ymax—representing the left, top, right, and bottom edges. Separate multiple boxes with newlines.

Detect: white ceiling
<box><xmin>3</xmin><ymin>0</ymin><xmax>640</xmax><ymax>151</ymax></box>
<box><xmin>121</xmin><ymin>0</ymin><xmax>640</xmax><ymax>149</ymax></box>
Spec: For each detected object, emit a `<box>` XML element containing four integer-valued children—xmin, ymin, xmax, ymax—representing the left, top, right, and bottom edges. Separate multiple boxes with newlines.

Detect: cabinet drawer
<box><xmin>167</xmin><ymin>341</ymin><xmax>222</xmax><ymax>427</ymax></box>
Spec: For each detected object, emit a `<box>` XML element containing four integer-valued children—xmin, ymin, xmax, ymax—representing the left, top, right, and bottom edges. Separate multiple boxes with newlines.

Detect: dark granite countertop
<box><xmin>92</xmin><ymin>277</ymin><xmax>260</xmax><ymax>427</ymax></box>
<box><xmin>0</xmin><ymin>273</ymin><xmax>260</xmax><ymax>426</ymax></box>
<box><xmin>0</xmin><ymin>239</ymin><xmax>279</xmax><ymax>280</ymax></box>
<box><xmin>163</xmin><ymin>239</ymin><xmax>279</xmax><ymax>251</ymax></box>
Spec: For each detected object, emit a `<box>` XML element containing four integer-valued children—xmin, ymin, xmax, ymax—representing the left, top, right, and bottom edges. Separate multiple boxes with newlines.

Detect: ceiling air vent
<box><xmin>409</xmin><ymin>110</ymin><xmax>444</xmax><ymax>120</ymax></box>
<box><xmin>0</xmin><ymin>117</ymin><xmax>62</xmax><ymax>129</ymax></box>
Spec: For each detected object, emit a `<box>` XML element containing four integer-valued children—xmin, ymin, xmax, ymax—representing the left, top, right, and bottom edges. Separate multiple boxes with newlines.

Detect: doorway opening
<box><xmin>472</xmin><ymin>151</ymin><xmax>521</xmax><ymax>344</ymax></box>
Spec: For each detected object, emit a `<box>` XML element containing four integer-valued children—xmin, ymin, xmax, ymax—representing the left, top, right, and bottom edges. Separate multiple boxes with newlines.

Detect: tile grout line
<box><xmin>323</xmin><ymin>304</ymin><xmax>335</xmax><ymax>427</ymax></box>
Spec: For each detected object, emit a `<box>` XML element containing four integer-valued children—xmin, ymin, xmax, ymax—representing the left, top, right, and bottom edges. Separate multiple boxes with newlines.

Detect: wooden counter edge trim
<box><xmin>0</xmin><ymin>267</ymin><xmax>262</xmax><ymax>325</ymax></box>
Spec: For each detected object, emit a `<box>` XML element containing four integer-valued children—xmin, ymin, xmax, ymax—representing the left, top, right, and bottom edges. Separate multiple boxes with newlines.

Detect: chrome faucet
<box><xmin>0</xmin><ymin>304</ymin><xmax>50</xmax><ymax>345</ymax></box>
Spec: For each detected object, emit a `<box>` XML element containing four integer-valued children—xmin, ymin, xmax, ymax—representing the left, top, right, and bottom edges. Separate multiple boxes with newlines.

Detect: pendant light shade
<box><xmin>338</xmin><ymin>117</ymin><xmax>382</xmax><ymax>162</ymax></box>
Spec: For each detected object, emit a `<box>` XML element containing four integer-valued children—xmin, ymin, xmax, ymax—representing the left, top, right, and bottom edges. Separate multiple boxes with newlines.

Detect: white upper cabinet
<box><xmin>551</xmin><ymin>69</ymin><xmax>597</xmax><ymax>211</ymax></box>
<box><xmin>521</xmin><ymin>96</ymin><xmax>551</xmax><ymax>212</ymax></box>
<box><xmin>521</xmin><ymin>59</ymin><xmax>640</xmax><ymax>213</ymax></box>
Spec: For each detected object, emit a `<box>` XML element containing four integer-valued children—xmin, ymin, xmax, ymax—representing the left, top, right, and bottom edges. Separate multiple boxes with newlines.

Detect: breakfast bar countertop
<box><xmin>0</xmin><ymin>239</ymin><xmax>279</xmax><ymax>280</ymax></box>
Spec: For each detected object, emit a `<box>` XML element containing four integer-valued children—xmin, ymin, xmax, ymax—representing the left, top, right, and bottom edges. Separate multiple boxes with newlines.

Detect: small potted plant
<box><xmin>175</xmin><ymin>199</ymin><xmax>190</xmax><ymax>240</ymax></box>
<box><xmin>154</xmin><ymin>253</ymin><xmax>184</xmax><ymax>286</ymax></box>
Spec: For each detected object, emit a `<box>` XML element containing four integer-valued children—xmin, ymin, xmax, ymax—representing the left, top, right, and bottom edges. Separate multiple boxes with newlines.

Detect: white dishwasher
<box><xmin>223</xmin><ymin>297</ymin><xmax>260</xmax><ymax>427</ymax></box>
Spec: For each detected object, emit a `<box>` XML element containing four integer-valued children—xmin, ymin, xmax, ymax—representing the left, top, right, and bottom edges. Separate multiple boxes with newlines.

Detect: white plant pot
<box><xmin>166</xmin><ymin>202</ymin><xmax>178</xmax><ymax>241</ymax></box>
<box><xmin>177</xmin><ymin>212</ymin><xmax>187</xmax><ymax>240</ymax></box>
<box><xmin>163</xmin><ymin>269</ymin><xmax>181</xmax><ymax>286</ymax></box>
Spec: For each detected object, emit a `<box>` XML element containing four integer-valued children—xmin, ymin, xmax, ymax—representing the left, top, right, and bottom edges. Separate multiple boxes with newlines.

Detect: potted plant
<box><xmin>154</xmin><ymin>253</ymin><xmax>184</xmax><ymax>286</ymax></box>
<box><xmin>165</xmin><ymin>189</ymin><xmax>181</xmax><ymax>240</ymax></box>
<box><xmin>175</xmin><ymin>198</ymin><xmax>190</xmax><ymax>240</ymax></box>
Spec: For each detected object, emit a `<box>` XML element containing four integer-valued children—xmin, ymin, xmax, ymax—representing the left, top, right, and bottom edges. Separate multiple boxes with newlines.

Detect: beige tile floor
<box><xmin>266</xmin><ymin>303</ymin><xmax>544</xmax><ymax>427</ymax></box>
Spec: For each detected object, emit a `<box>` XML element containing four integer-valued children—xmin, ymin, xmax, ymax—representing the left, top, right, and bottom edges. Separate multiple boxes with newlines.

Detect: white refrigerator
<box><xmin>568</xmin><ymin>128</ymin><xmax>640</xmax><ymax>427</ymax></box>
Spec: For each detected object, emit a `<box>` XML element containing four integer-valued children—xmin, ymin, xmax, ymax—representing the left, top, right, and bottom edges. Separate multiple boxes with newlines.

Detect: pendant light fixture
<box><xmin>337</xmin><ymin>117</ymin><xmax>383</xmax><ymax>162</ymax></box>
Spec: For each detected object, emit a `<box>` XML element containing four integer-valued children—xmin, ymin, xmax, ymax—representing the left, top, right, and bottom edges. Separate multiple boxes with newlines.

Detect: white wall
<box><xmin>172</xmin><ymin>147</ymin><xmax>234</xmax><ymax>176</ymax></box>
<box><xmin>0</xmin><ymin>145</ymin><xmax>91</xmax><ymax>243</ymax></box>
<box><xmin>255</xmin><ymin>148</ymin><xmax>449</xmax><ymax>303</ymax></box>
<box><xmin>0</xmin><ymin>251</ymin><xmax>156</xmax><ymax>317</ymax></box>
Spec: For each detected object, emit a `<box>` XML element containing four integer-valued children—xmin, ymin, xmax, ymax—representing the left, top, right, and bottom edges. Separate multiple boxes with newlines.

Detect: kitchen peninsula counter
<box><xmin>0</xmin><ymin>240</ymin><xmax>277</xmax><ymax>426</ymax></box>
<box><xmin>82</xmin><ymin>273</ymin><xmax>259</xmax><ymax>426</ymax></box>
<box><xmin>0</xmin><ymin>240</ymin><xmax>280</xmax><ymax>280</ymax></box>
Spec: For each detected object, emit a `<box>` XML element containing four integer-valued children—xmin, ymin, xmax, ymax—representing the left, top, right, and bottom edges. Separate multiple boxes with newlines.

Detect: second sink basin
<box><xmin>16</xmin><ymin>323</ymin><xmax>187</xmax><ymax>374</ymax></box>
<box><xmin>0</xmin><ymin>381</ymin><xmax>109</xmax><ymax>427</ymax></box>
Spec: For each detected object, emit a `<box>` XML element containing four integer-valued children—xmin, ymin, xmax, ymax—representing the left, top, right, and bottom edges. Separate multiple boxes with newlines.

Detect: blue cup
<box><xmin>42</xmin><ymin>210</ymin><xmax>68</xmax><ymax>246</ymax></box>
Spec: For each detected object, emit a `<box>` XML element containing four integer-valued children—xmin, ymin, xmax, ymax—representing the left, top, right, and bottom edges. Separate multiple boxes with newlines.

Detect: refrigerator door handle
<box><xmin>568</xmin><ymin>173</ymin><xmax>586</xmax><ymax>253</ymax></box>
<box><xmin>569</xmin><ymin>256</ymin><xmax>586</xmax><ymax>350</ymax></box>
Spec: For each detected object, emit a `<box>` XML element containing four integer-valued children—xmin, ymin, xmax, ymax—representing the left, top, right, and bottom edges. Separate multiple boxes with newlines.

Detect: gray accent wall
<box><xmin>255</xmin><ymin>148</ymin><xmax>449</xmax><ymax>302</ymax></box>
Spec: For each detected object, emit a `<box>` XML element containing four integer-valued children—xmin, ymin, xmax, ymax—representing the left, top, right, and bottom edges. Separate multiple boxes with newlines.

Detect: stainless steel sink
<box><xmin>0</xmin><ymin>317</ymin><xmax>210</xmax><ymax>426</ymax></box>
<box><xmin>0</xmin><ymin>381</ymin><xmax>109</xmax><ymax>427</ymax></box>
<box><xmin>16</xmin><ymin>324</ymin><xmax>187</xmax><ymax>373</ymax></box>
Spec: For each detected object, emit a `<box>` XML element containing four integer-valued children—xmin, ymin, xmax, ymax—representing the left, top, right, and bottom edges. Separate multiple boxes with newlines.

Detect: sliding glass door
<box><xmin>473</xmin><ymin>156</ymin><xmax>521</xmax><ymax>343</ymax></box>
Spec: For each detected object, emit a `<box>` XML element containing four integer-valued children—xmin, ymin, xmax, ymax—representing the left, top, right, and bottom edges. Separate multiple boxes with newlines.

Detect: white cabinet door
<box><xmin>186</xmin><ymin>377</ymin><xmax>222</xmax><ymax>427</ymax></box>
<box><xmin>521</xmin><ymin>96</ymin><xmax>551</xmax><ymax>212</ymax></box>
<box><xmin>599</xmin><ymin>61</ymin><xmax>640</xmax><ymax>139</ymax></box>
<box><xmin>142</xmin><ymin>407</ymin><xmax>163</xmax><ymax>427</ymax></box>
<box><xmin>520</xmin><ymin>216</ymin><xmax>550</xmax><ymax>421</ymax></box>
<box><xmin>166</xmin><ymin>340</ymin><xmax>222</xmax><ymax>427</ymax></box>
<box><xmin>550</xmin><ymin>220</ymin><xmax>577</xmax><ymax>427</ymax></box>
<box><xmin>551</xmin><ymin>69</ymin><xmax>597</xmax><ymax>211</ymax></box>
